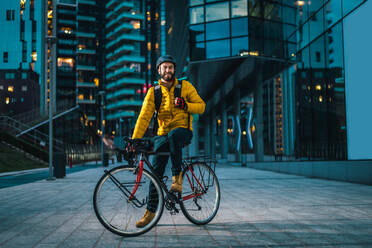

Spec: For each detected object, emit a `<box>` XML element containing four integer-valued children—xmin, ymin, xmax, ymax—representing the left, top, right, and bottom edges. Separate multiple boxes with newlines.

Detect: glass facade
<box><xmin>189</xmin><ymin>0</ymin><xmax>296</xmax><ymax>60</ymax></box>
<box><xmin>189</xmin><ymin>0</ymin><xmax>368</xmax><ymax>161</ymax></box>
<box><xmin>276</xmin><ymin>0</ymin><xmax>366</xmax><ymax>160</ymax></box>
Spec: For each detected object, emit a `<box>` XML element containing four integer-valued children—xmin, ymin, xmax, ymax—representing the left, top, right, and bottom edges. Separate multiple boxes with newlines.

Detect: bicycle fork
<box><xmin>104</xmin><ymin>166</ymin><xmax>146</xmax><ymax>208</ymax></box>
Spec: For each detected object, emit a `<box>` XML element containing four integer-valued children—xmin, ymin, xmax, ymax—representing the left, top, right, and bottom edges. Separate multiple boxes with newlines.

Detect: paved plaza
<box><xmin>1</xmin><ymin>163</ymin><xmax>372</xmax><ymax>247</ymax></box>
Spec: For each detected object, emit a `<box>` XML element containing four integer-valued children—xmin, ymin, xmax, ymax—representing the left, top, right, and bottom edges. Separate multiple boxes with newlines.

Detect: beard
<box><xmin>160</xmin><ymin>71</ymin><xmax>174</xmax><ymax>82</ymax></box>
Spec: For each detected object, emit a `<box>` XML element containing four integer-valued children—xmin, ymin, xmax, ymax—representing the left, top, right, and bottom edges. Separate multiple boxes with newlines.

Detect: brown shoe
<box><xmin>136</xmin><ymin>209</ymin><xmax>155</xmax><ymax>228</ymax></box>
<box><xmin>170</xmin><ymin>172</ymin><xmax>183</xmax><ymax>193</ymax></box>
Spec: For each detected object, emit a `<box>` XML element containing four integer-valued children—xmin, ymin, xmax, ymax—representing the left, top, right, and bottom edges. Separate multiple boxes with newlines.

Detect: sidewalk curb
<box><xmin>0</xmin><ymin>161</ymin><xmax>103</xmax><ymax>178</ymax></box>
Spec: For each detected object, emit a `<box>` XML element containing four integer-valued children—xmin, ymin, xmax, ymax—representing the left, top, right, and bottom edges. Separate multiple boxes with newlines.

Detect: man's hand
<box><xmin>174</xmin><ymin>97</ymin><xmax>187</xmax><ymax>110</ymax></box>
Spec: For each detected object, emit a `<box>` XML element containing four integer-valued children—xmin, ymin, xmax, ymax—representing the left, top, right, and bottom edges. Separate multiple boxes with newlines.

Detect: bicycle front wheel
<box><xmin>180</xmin><ymin>162</ymin><xmax>220</xmax><ymax>225</ymax></box>
<box><xmin>93</xmin><ymin>166</ymin><xmax>164</xmax><ymax>237</ymax></box>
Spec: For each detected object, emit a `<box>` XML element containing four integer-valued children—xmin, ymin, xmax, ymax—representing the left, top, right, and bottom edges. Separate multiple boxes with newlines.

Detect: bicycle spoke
<box><xmin>93</xmin><ymin>166</ymin><xmax>164</xmax><ymax>237</ymax></box>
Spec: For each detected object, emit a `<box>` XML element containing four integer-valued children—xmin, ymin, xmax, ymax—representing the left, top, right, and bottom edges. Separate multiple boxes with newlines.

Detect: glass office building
<box><xmin>188</xmin><ymin>0</ymin><xmax>369</xmax><ymax>161</ymax></box>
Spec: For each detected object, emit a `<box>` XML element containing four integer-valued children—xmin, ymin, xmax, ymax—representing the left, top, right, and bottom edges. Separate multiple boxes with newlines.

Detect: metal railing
<box><xmin>0</xmin><ymin>116</ymin><xmax>64</xmax><ymax>152</ymax></box>
<box><xmin>65</xmin><ymin>144</ymin><xmax>114</xmax><ymax>164</ymax></box>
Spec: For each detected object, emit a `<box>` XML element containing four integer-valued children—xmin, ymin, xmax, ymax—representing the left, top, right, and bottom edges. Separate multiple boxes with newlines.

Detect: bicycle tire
<box><xmin>179</xmin><ymin>162</ymin><xmax>220</xmax><ymax>225</ymax></box>
<box><xmin>93</xmin><ymin>165</ymin><xmax>164</xmax><ymax>237</ymax></box>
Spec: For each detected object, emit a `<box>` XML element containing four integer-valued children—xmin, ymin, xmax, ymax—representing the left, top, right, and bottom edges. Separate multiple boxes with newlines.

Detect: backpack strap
<box><xmin>154</xmin><ymin>84</ymin><xmax>162</xmax><ymax>113</ymax></box>
<box><xmin>175</xmin><ymin>80</ymin><xmax>191</xmax><ymax>131</ymax></box>
<box><xmin>174</xmin><ymin>80</ymin><xmax>182</xmax><ymax>99</ymax></box>
<box><xmin>152</xmin><ymin>83</ymin><xmax>162</xmax><ymax>135</ymax></box>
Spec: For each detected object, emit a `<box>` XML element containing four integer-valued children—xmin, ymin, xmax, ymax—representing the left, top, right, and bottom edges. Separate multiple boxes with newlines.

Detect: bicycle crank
<box><xmin>164</xmin><ymin>195</ymin><xmax>179</xmax><ymax>215</ymax></box>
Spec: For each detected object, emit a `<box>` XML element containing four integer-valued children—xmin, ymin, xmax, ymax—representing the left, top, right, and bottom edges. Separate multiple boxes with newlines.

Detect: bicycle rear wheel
<box><xmin>179</xmin><ymin>162</ymin><xmax>220</xmax><ymax>225</ymax></box>
<box><xmin>93</xmin><ymin>166</ymin><xmax>164</xmax><ymax>237</ymax></box>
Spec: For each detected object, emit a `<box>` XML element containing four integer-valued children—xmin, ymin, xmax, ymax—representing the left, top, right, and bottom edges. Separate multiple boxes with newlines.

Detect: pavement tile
<box><xmin>1</xmin><ymin>164</ymin><xmax>372</xmax><ymax>247</ymax></box>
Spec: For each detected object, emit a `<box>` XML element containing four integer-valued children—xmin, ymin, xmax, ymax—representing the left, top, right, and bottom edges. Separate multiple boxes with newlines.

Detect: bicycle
<box><xmin>93</xmin><ymin>138</ymin><xmax>221</xmax><ymax>237</ymax></box>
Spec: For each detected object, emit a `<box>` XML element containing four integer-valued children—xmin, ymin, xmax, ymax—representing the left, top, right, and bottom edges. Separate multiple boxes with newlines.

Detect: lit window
<box><xmin>78</xmin><ymin>94</ymin><xmax>84</xmax><ymax>100</ymax></box>
<box><xmin>319</xmin><ymin>96</ymin><xmax>323</xmax><ymax>102</ymax></box>
<box><xmin>22</xmin><ymin>86</ymin><xmax>27</xmax><ymax>91</ymax></box>
<box><xmin>20</xmin><ymin>0</ymin><xmax>26</xmax><ymax>9</ymax></box>
<box><xmin>0</xmin><ymin>85</ymin><xmax>3</xmax><ymax>90</ymax></box>
<box><xmin>94</xmin><ymin>78</ymin><xmax>99</xmax><ymax>87</ymax></box>
<box><xmin>77</xmin><ymin>44</ymin><xmax>86</xmax><ymax>50</ymax></box>
<box><xmin>31</xmin><ymin>52</ymin><xmax>37</xmax><ymax>62</ymax></box>
<box><xmin>147</xmin><ymin>42</ymin><xmax>151</xmax><ymax>51</ymax></box>
<box><xmin>315</xmin><ymin>84</ymin><xmax>322</xmax><ymax>90</ymax></box>
<box><xmin>131</xmin><ymin>21</ymin><xmax>140</xmax><ymax>29</ymax></box>
<box><xmin>57</xmin><ymin>58</ymin><xmax>74</xmax><ymax>72</ymax></box>
<box><xmin>8</xmin><ymin>86</ymin><xmax>14</xmax><ymax>92</ymax></box>
<box><xmin>5</xmin><ymin>97</ymin><xmax>10</xmax><ymax>104</ymax></box>
<box><xmin>89</xmin><ymin>95</ymin><xmax>93</xmax><ymax>100</ymax></box>
<box><xmin>61</xmin><ymin>27</ymin><xmax>73</xmax><ymax>34</ymax></box>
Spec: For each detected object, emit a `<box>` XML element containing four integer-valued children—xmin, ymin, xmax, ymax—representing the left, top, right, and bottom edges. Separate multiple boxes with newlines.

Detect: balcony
<box><xmin>106</xmin><ymin>44</ymin><xmax>134</xmax><ymax>60</ymax></box>
<box><xmin>77</xmin><ymin>15</ymin><xmax>96</xmax><ymax>22</ymax></box>
<box><xmin>106</xmin><ymin>111</ymin><xmax>135</xmax><ymax>120</ymax></box>
<box><xmin>57</xmin><ymin>9</ymin><xmax>76</xmax><ymax>16</ymax></box>
<box><xmin>106</xmin><ymin>88</ymin><xmax>135</xmax><ymax>99</ymax></box>
<box><xmin>58</xmin><ymin>0</ymin><xmax>77</xmax><ymax>6</ymax></box>
<box><xmin>75</xmin><ymin>31</ymin><xmax>95</xmax><ymax>38</ymax></box>
<box><xmin>76</xmin><ymin>65</ymin><xmax>96</xmax><ymax>71</ymax></box>
<box><xmin>76</xmin><ymin>99</ymin><xmax>96</xmax><ymax>104</ymax></box>
<box><xmin>76</xmin><ymin>49</ymin><xmax>96</xmax><ymax>55</ymax></box>
<box><xmin>58</xmin><ymin>39</ymin><xmax>77</xmax><ymax>46</ymax></box>
<box><xmin>106</xmin><ymin>100</ymin><xmax>142</xmax><ymax>110</ymax></box>
<box><xmin>106</xmin><ymin>0</ymin><xmax>119</xmax><ymax>10</ymax></box>
<box><xmin>76</xmin><ymin>82</ymin><xmax>96</xmax><ymax>88</ymax></box>
<box><xmin>105</xmin><ymin>33</ymin><xmax>145</xmax><ymax>50</ymax></box>
<box><xmin>106</xmin><ymin>77</ymin><xmax>145</xmax><ymax>89</ymax></box>
<box><xmin>58</xmin><ymin>19</ymin><xmax>76</xmax><ymax>26</ymax></box>
<box><xmin>106</xmin><ymin>1</ymin><xmax>134</xmax><ymax>19</ymax></box>
<box><xmin>106</xmin><ymin>22</ymin><xmax>134</xmax><ymax>40</ymax></box>
<box><xmin>106</xmin><ymin>12</ymin><xmax>145</xmax><ymax>30</ymax></box>
<box><xmin>58</xmin><ymin>49</ymin><xmax>75</xmax><ymax>56</ymax></box>
<box><xmin>106</xmin><ymin>66</ymin><xmax>136</xmax><ymax>80</ymax></box>
<box><xmin>87</xmin><ymin>115</ymin><xmax>96</xmax><ymax>120</ymax></box>
<box><xmin>78</xmin><ymin>0</ymin><xmax>95</xmax><ymax>5</ymax></box>
<box><xmin>106</xmin><ymin>55</ymin><xmax>145</xmax><ymax>70</ymax></box>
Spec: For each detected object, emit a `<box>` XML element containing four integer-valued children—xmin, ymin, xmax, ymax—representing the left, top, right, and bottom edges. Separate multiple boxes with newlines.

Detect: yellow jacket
<box><xmin>132</xmin><ymin>78</ymin><xmax>205</xmax><ymax>139</ymax></box>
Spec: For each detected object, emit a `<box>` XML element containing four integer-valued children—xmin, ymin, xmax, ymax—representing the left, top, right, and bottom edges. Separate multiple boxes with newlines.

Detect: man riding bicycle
<box><xmin>131</xmin><ymin>55</ymin><xmax>205</xmax><ymax>228</ymax></box>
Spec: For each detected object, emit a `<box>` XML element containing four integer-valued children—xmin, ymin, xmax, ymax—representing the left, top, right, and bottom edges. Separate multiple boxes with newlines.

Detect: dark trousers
<box><xmin>147</xmin><ymin>128</ymin><xmax>193</xmax><ymax>212</ymax></box>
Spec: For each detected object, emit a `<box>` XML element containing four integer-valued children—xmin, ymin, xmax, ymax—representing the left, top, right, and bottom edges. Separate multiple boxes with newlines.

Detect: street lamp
<box><xmin>99</xmin><ymin>91</ymin><xmax>105</xmax><ymax>166</ymax></box>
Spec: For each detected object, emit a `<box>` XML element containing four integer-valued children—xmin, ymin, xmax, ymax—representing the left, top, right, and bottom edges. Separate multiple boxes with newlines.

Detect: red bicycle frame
<box><xmin>182</xmin><ymin>165</ymin><xmax>206</xmax><ymax>201</ymax></box>
<box><xmin>129</xmin><ymin>160</ymin><xmax>144</xmax><ymax>200</ymax></box>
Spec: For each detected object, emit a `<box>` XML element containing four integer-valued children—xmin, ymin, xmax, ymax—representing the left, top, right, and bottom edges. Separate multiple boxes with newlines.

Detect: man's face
<box><xmin>158</xmin><ymin>62</ymin><xmax>175</xmax><ymax>82</ymax></box>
